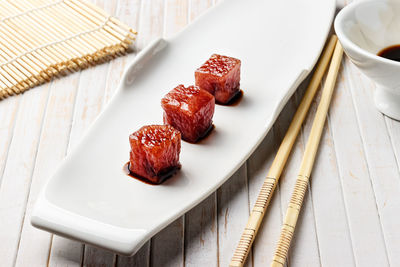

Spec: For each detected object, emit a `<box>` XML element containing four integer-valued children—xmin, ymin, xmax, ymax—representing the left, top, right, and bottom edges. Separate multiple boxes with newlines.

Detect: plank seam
<box><xmin>215</xmin><ymin>191</ymin><xmax>220</xmax><ymax>267</ymax></box>
<box><xmin>281</xmin><ymin>96</ymin><xmax>303</xmax><ymax>266</ymax></box>
<box><xmin>383</xmin><ymin>117</ymin><xmax>400</xmax><ymax>184</ymax></box>
<box><xmin>46</xmin><ymin>234</ymin><xmax>54</xmax><ymax>267</ymax></box>
<box><xmin>148</xmin><ymin>238</ymin><xmax>152</xmax><ymax>267</ymax></box>
<box><xmin>0</xmin><ymin>96</ymin><xmax>22</xmax><ymax>188</ymax></box>
<box><xmin>325</xmin><ymin>60</ymin><xmax>361</xmax><ymax>266</ymax></box>
<box><xmin>243</xmin><ymin>161</ymin><xmax>255</xmax><ymax>267</ymax></box>
<box><xmin>326</xmin><ymin>112</ymin><xmax>358</xmax><ymax>266</ymax></box>
<box><xmin>182</xmin><ymin>214</ymin><xmax>186</xmax><ymax>267</ymax></box>
<box><xmin>295</xmin><ymin>87</ymin><xmax>322</xmax><ymax>267</ymax></box>
<box><xmin>345</xmin><ymin>60</ymin><xmax>391</xmax><ymax>266</ymax></box>
<box><xmin>80</xmin><ymin>244</ymin><xmax>85</xmax><ymax>267</ymax></box>
<box><xmin>187</xmin><ymin>0</ymin><xmax>191</xmax><ymax>26</ymax></box>
<box><xmin>162</xmin><ymin>0</ymin><xmax>167</xmax><ymax>38</ymax></box>
<box><xmin>273</xmin><ymin>120</ymin><xmax>291</xmax><ymax>267</ymax></box>
<box><xmin>13</xmin><ymin>81</ymin><xmax>53</xmax><ymax>266</ymax></box>
<box><xmin>307</xmin><ymin>182</ymin><xmax>322</xmax><ymax>267</ymax></box>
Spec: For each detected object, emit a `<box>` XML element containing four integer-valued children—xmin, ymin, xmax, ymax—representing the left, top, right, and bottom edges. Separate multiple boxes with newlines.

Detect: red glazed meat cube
<box><xmin>195</xmin><ymin>54</ymin><xmax>241</xmax><ymax>104</ymax></box>
<box><xmin>129</xmin><ymin>125</ymin><xmax>181</xmax><ymax>184</ymax></box>
<box><xmin>161</xmin><ymin>85</ymin><xmax>215</xmax><ymax>143</ymax></box>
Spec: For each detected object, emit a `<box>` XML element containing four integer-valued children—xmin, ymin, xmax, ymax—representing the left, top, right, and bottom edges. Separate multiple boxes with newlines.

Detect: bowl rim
<box><xmin>334</xmin><ymin>0</ymin><xmax>400</xmax><ymax>67</ymax></box>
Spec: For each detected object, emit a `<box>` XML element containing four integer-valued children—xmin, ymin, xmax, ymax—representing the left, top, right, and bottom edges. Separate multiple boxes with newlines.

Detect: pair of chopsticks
<box><xmin>230</xmin><ymin>35</ymin><xmax>343</xmax><ymax>267</ymax></box>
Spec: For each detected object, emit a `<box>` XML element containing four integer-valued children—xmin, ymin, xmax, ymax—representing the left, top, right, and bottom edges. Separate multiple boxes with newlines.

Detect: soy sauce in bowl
<box><xmin>378</xmin><ymin>45</ymin><xmax>400</xmax><ymax>62</ymax></box>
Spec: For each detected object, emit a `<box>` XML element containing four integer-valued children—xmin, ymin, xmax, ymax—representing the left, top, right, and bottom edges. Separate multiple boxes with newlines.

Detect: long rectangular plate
<box><xmin>32</xmin><ymin>0</ymin><xmax>335</xmax><ymax>255</ymax></box>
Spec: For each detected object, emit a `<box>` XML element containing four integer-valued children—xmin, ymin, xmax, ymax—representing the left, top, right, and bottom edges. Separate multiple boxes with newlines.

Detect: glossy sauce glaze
<box><xmin>377</xmin><ymin>45</ymin><xmax>400</xmax><ymax>62</ymax></box>
<box><xmin>223</xmin><ymin>89</ymin><xmax>243</xmax><ymax>106</ymax></box>
<box><xmin>196</xmin><ymin>54</ymin><xmax>240</xmax><ymax>77</ymax></box>
<box><xmin>161</xmin><ymin>84</ymin><xmax>215</xmax><ymax>143</ymax></box>
<box><xmin>123</xmin><ymin>162</ymin><xmax>180</xmax><ymax>185</ymax></box>
<box><xmin>186</xmin><ymin>124</ymin><xmax>215</xmax><ymax>144</ymax></box>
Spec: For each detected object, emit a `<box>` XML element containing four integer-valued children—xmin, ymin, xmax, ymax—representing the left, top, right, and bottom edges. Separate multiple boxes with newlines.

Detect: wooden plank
<box><xmin>233</xmin><ymin>36</ymin><xmax>338</xmax><ymax>266</ymax></box>
<box><xmin>0</xmin><ymin>96</ymin><xmax>20</xmax><ymax>183</ymax></box>
<box><xmin>102</xmin><ymin>0</ymin><xmax>141</xmax><ymax>102</ymax></box>
<box><xmin>189</xmin><ymin>0</ymin><xmax>213</xmax><ymax>20</ymax></box>
<box><xmin>272</xmin><ymin>41</ymin><xmax>343</xmax><ymax>266</ymax></box>
<box><xmin>247</xmin><ymin>128</ymin><xmax>281</xmax><ymax>266</ymax></box>
<box><xmin>385</xmin><ymin>117</ymin><xmax>400</xmax><ymax>178</ymax></box>
<box><xmin>246</xmin><ymin>78</ymin><xmax>321</xmax><ymax>266</ymax></box>
<box><xmin>164</xmin><ymin>0</ymin><xmax>189</xmax><ymax>37</ymax></box>
<box><xmin>48</xmin><ymin>236</ymin><xmax>84</xmax><ymax>267</ymax></box>
<box><xmin>135</xmin><ymin>0</ymin><xmax>165</xmax><ymax>51</ymax></box>
<box><xmin>151</xmin><ymin>218</ymin><xmax>185</xmax><ymax>267</ymax></box>
<box><xmin>184</xmin><ymin>194</ymin><xmax>218</xmax><ymax>267</ymax></box>
<box><xmin>217</xmin><ymin>165</ymin><xmax>250</xmax><ymax>266</ymax></box>
<box><xmin>345</xmin><ymin>61</ymin><xmax>400</xmax><ymax>265</ymax></box>
<box><xmin>0</xmin><ymin>97</ymin><xmax>21</xmax><ymax>264</ymax></box>
<box><xmin>117</xmin><ymin>245</ymin><xmax>150</xmax><ymax>267</ymax></box>
<box><xmin>83</xmin><ymin>247</ymin><xmax>116</xmax><ymax>267</ymax></box>
<box><xmin>295</xmin><ymin>75</ymin><xmax>355</xmax><ymax>265</ymax></box>
<box><xmin>0</xmin><ymin>83</ymin><xmax>50</xmax><ymax>267</ymax></box>
<box><xmin>298</xmin><ymin>78</ymin><xmax>355</xmax><ymax>265</ymax></box>
<box><xmin>327</xmin><ymin>57</ymin><xmax>389</xmax><ymax>266</ymax></box>
<box><xmin>273</xmin><ymin>88</ymin><xmax>321</xmax><ymax>266</ymax></box>
<box><xmin>14</xmin><ymin>73</ymin><xmax>81</xmax><ymax>267</ymax></box>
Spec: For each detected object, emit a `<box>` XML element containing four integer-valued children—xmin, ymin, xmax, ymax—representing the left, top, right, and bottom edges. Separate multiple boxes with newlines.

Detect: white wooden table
<box><xmin>1</xmin><ymin>0</ymin><xmax>399</xmax><ymax>266</ymax></box>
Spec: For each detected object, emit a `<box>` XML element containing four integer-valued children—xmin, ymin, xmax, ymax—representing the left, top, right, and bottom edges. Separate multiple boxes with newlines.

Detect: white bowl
<box><xmin>335</xmin><ymin>0</ymin><xmax>400</xmax><ymax>120</ymax></box>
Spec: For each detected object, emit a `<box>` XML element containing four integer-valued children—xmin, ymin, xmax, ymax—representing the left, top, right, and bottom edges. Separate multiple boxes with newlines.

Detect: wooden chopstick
<box><xmin>229</xmin><ymin>35</ymin><xmax>338</xmax><ymax>267</ymax></box>
<box><xmin>271</xmin><ymin>39</ymin><xmax>343</xmax><ymax>267</ymax></box>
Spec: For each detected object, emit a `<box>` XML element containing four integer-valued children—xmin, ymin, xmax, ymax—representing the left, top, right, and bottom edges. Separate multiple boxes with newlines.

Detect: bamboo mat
<box><xmin>0</xmin><ymin>0</ymin><xmax>136</xmax><ymax>100</ymax></box>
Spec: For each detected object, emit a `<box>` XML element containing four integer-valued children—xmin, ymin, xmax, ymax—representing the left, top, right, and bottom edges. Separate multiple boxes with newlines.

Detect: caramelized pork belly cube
<box><xmin>129</xmin><ymin>125</ymin><xmax>181</xmax><ymax>184</ymax></box>
<box><xmin>161</xmin><ymin>85</ymin><xmax>215</xmax><ymax>143</ymax></box>
<box><xmin>195</xmin><ymin>54</ymin><xmax>241</xmax><ymax>104</ymax></box>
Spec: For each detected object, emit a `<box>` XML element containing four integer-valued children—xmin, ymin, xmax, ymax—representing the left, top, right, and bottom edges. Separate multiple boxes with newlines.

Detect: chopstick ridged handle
<box><xmin>229</xmin><ymin>35</ymin><xmax>338</xmax><ymax>267</ymax></box>
<box><xmin>272</xmin><ymin>175</ymin><xmax>309</xmax><ymax>266</ymax></box>
<box><xmin>231</xmin><ymin>177</ymin><xmax>276</xmax><ymax>265</ymax></box>
<box><xmin>254</xmin><ymin>177</ymin><xmax>276</xmax><ymax>210</ymax></box>
<box><xmin>271</xmin><ymin>40</ymin><xmax>344</xmax><ymax>267</ymax></box>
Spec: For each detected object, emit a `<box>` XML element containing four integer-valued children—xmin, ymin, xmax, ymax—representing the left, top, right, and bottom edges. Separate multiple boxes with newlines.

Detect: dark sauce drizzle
<box><xmin>377</xmin><ymin>45</ymin><xmax>400</xmax><ymax>62</ymax></box>
<box><xmin>185</xmin><ymin>124</ymin><xmax>215</xmax><ymax>144</ymax></box>
<box><xmin>123</xmin><ymin>162</ymin><xmax>180</xmax><ymax>185</ymax></box>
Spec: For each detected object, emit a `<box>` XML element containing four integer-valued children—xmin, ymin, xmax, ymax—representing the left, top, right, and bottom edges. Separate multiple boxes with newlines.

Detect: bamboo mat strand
<box><xmin>0</xmin><ymin>0</ymin><xmax>136</xmax><ymax>100</ymax></box>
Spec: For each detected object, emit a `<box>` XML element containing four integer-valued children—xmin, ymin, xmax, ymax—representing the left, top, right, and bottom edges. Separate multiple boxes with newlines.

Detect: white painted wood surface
<box><xmin>0</xmin><ymin>0</ymin><xmax>399</xmax><ymax>266</ymax></box>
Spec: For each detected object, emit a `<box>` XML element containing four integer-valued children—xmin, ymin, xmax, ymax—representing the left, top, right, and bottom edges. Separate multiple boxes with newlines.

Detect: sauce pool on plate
<box><xmin>223</xmin><ymin>89</ymin><xmax>243</xmax><ymax>106</ymax></box>
<box><xmin>123</xmin><ymin>162</ymin><xmax>180</xmax><ymax>185</ymax></box>
<box><xmin>377</xmin><ymin>45</ymin><xmax>400</xmax><ymax>62</ymax></box>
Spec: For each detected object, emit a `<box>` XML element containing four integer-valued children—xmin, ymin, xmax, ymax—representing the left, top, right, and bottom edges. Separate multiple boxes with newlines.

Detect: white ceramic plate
<box><xmin>32</xmin><ymin>0</ymin><xmax>335</xmax><ymax>255</ymax></box>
